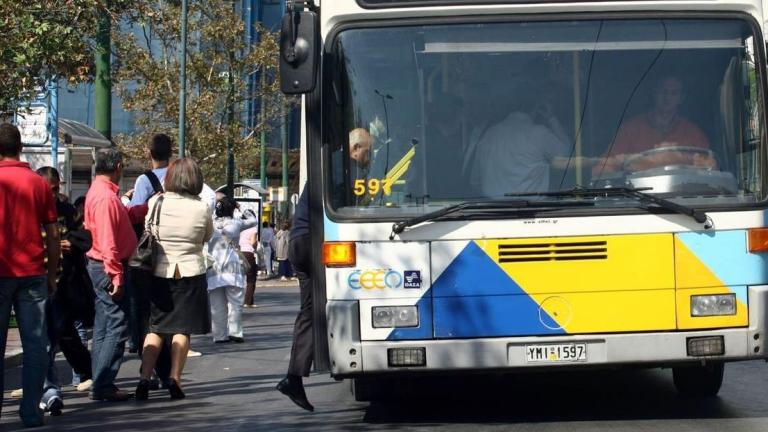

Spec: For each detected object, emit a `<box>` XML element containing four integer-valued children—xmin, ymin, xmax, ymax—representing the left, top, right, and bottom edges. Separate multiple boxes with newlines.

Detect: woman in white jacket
<box><xmin>207</xmin><ymin>196</ymin><xmax>259</xmax><ymax>343</ymax></box>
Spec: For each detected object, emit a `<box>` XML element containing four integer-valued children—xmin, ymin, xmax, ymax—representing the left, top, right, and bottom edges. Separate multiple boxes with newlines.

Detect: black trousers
<box><xmin>48</xmin><ymin>295</ymin><xmax>92</xmax><ymax>380</ymax></box>
<box><xmin>288</xmin><ymin>233</ymin><xmax>313</xmax><ymax>377</ymax></box>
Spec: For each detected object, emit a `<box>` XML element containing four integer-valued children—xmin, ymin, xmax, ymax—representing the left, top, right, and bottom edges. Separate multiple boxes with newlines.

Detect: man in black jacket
<box><xmin>276</xmin><ymin>184</ymin><xmax>314</xmax><ymax>412</ymax></box>
<box><xmin>36</xmin><ymin>167</ymin><xmax>94</xmax><ymax>415</ymax></box>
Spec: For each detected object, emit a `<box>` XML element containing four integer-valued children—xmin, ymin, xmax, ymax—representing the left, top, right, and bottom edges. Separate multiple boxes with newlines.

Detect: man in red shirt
<box><xmin>0</xmin><ymin>123</ymin><xmax>59</xmax><ymax>427</ymax></box>
<box><xmin>594</xmin><ymin>76</ymin><xmax>717</xmax><ymax>177</ymax></box>
<box><xmin>84</xmin><ymin>148</ymin><xmax>147</xmax><ymax>402</ymax></box>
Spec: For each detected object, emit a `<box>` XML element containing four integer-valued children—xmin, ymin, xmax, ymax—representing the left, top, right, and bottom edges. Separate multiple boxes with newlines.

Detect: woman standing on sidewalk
<box><xmin>135</xmin><ymin>158</ymin><xmax>213</xmax><ymax>401</ymax></box>
<box><xmin>239</xmin><ymin>225</ymin><xmax>259</xmax><ymax>308</ymax></box>
<box><xmin>274</xmin><ymin>222</ymin><xmax>293</xmax><ymax>281</ymax></box>
<box><xmin>207</xmin><ymin>196</ymin><xmax>259</xmax><ymax>343</ymax></box>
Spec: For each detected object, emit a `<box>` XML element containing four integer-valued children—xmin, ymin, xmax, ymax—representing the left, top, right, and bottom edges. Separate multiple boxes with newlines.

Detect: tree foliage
<box><xmin>0</xmin><ymin>1</ymin><xmax>135</xmax><ymax>115</ymax></box>
<box><xmin>112</xmin><ymin>0</ymin><xmax>284</xmax><ymax>187</ymax></box>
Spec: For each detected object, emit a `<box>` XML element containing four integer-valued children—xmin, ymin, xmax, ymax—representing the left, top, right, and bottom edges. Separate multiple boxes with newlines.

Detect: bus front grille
<box><xmin>497</xmin><ymin>241</ymin><xmax>608</xmax><ymax>263</ymax></box>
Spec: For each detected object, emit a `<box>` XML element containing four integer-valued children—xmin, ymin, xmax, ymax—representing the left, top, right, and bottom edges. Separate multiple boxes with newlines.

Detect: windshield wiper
<box><xmin>506</xmin><ymin>187</ymin><xmax>712</xmax><ymax>229</ymax></box>
<box><xmin>389</xmin><ymin>198</ymin><xmax>593</xmax><ymax>240</ymax></box>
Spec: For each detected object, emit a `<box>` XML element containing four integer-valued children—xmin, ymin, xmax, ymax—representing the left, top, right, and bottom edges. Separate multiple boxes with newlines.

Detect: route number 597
<box><xmin>354</xmin><ymin>178</ymin><xmax>393</xmax><ymax>197</ymax></box>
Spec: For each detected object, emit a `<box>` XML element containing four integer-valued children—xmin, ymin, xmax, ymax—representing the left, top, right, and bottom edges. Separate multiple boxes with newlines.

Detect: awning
<box><xmin>58</xmin><ymin>119</ymin><xmax>112</xmax><ymax>148</ymax></box>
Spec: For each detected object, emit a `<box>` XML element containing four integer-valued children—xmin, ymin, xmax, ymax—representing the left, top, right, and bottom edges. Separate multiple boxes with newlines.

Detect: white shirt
<box><xmin>206</xmin><ymin>214</ymin><xmax>259</xmax><ymax>290</ymax></box>
<box><xmin>474</xmin><ymin>112</ymin><xmax>568</xmax><ymax>197</ymax></box>
<box><xmin>129</xmin><ymin>167</ymin><xmax>168</xmax><ymax>205</ymax></box>
<box><xmin>199</xmin><ymin>183</ymin><xmax>216</xmax><ymax>215</ymax></box>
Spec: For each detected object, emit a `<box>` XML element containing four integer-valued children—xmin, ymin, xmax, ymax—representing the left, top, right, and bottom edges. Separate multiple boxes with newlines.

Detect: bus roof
<box><xmin>320</xmin><ymin>0</ymin><xmax>766</xmax><ymax>36</ymax></box>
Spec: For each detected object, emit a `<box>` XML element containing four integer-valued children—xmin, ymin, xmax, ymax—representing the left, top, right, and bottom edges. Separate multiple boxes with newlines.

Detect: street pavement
<box><xmin>4</xmin><ymin>283</ymin><xmax>768</xmax><ymax>431</ymax></box>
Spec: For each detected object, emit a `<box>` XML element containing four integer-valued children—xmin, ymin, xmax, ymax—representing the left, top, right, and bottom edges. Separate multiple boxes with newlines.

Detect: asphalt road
<box><xmin>3</xmin><ymin>285</ymin><xmax>768</xmax><ymax>431</ymax></box>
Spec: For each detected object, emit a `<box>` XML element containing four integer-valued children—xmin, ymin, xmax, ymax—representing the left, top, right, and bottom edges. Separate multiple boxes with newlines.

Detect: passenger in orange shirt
<box><xmin>594</xmin><ymin>76</ymin><xmax>716</xmax><ymax>177</ymax></box>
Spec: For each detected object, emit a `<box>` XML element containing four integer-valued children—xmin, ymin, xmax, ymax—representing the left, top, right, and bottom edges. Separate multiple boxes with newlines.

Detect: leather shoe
<box><xmin>168</xmin><ymin>379</ymin><xmax>186</xmax><ymax>400</ymax></box>
<box><xmin>90</xmin><ymin>389</ymin><xmax>134</xmax><ymax>402</ymax></box>
<box><xmin>229</xmin><ymin>336</ymin><xmax>244</xmax><ymax>343</ymax></box>
<box><xmin>276</xmin><ymin>376</ymin><xmax>314</xmax><ymax>412</ymax></box>
<box><xmin>135</xmin><ymin>379</ymin><xmax>150</xmax><ymax>401</ymax></box>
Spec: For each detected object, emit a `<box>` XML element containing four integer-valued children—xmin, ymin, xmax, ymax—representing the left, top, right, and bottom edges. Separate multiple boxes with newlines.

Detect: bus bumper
<box><xmin>327</xmin><ymin>286</ymin><xmax>768</xmax><ymax>377</ymax></box>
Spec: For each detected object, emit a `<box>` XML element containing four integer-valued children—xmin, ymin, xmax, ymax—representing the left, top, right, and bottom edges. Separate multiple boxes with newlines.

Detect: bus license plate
<box><xmin>525</xmin><ymin>343</ymin><xmax>587</xmax><ymax>363</ymax></box>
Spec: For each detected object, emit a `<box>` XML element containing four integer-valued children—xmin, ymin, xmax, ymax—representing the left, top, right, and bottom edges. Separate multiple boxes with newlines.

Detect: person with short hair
<box><xmin>128</xmin><ymin>133</ymin><xmax>172</xmax><ymax>206</ymax></box>
<box><xmin>348</xmin><ymin>128</ymin><xmax>373</xmax><ymax>168</ymax></box>
<box><xmin>274</xmin><ymin>222</ymin><xmax>293</xmax><ymax>281</ymax></box>
<box><xmin>84</xmin><ymin>148</ymin><xmax>148</xmax><ymax>402</ymax></box>
<box><xmin>260</xmin><ymin>221</ymin><xmax>275</xmax><ymax>278</ymax></box>
<box><xmin>0</xmin><ymin>123</ymin><xmax>59</xmax><ymax>427</ymax></box>
<box><xmin>135</xmin><ymin>158</ymin><xmax>213</xmax><ymax>400</ymax></box>
<box><xmin>126</xmin><ymin>133</ymin><xmax>172</xmax><ymax>371</ymax></box>
<box><xmin>276</xmin><ymin>184</ymin><xmax>314</xmax><ymax>412</ymax></box>
<box><xmin>34</xmin><ymin>167</ymin><xmax>94</xmax><ymax>416</ymax></box>
<box><xmin>472</xmin><ymin>83</ymin><xmax>570</xmax><ymax>196</ymax></box>
<box><xmin>594</xmin><ymin>76</ymin><xmax>715</xmax><ymax>177</ymax></box>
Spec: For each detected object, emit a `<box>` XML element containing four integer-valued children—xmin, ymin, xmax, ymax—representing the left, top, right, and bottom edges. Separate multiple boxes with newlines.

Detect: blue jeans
<box><xmin>0</xmin><ymin>276</ymin><xmax>49</xmax><ymax>426</ymax></box>
<box><xmin>86</xmin><ymin>259</ymin><xmax>129</xmax><ymax>397</ymax></box>
<box><xmin>42</xmin><ymin>298</ymin><xmax>62</xmax><ymax>408</ymax></box>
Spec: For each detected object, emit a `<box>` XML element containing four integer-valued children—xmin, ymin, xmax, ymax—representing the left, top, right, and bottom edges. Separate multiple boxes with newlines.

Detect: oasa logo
<box><xmin>348</xmin><ymin>269</ymin><xmax>403</xmax><ymax>290</ymax></box>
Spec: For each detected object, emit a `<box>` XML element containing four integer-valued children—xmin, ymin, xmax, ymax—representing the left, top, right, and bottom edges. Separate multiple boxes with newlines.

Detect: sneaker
<box><xmin>10</xmin><ymin>388</ymin><xmax>23</xmax><ymax>398</ymax></box>
<box><xmin>280</xmin><ymin>276</ymin><xmax>288</xmax><ymax>281</ymax></box>
<box><xmin>290</xmin><ymin>277</ymin><xmax>298</xmax><ymax>281</ymax></box>
<box><xmin>76</xmin><ymin>379</ymin><xmax>93</xmax><ymax>392</ymax></box>
<box><xmin>187</xmin><ymin>350</ymin><xmax>202</xmax><ymax>357</ymax></box>
<box><xmin>42</xmin><ymin>396</ymin><xmax>64</xmax><ymax>416</ymax></box>
<box><xmin>229</xmin><ymin>336</ymin><xmax>244</xmax><ymax>343</ymax></box>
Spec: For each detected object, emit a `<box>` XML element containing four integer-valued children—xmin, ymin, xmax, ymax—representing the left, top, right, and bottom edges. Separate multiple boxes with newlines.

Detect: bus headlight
<box><xmin>372</xmin><ymin>306</ymin><xmax>418</xmax><ymax>328</ymax></box>
<box><xmin>691</xmin><ymin>294</ymin><xmax>736</xmax><ymax>317</ymax></box>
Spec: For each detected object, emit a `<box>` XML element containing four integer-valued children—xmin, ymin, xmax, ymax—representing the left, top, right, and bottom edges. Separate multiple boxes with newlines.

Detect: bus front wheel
<box><xmin>672</xmin><ymin>362</ymin><xmax>724</xmax><ymax>397</ymax></box>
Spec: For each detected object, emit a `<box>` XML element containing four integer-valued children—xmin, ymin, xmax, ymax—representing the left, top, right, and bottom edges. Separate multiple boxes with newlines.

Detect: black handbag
<box><xmin>129</xmin><ymin>195</ymin><xmax>164</xmax><ymax>271</ymax></box>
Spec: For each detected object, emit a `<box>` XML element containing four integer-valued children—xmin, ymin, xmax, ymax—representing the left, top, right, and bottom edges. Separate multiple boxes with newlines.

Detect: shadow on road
<box><xmin>360</xmin><ymin>368</ymin><xmax>740</xmax><ymax>425</ymax></box>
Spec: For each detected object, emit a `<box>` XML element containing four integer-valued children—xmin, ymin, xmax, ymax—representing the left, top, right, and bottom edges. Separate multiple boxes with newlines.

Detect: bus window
<box><xmin>325</xmin><ymin>18</ymin><xmax>766</xmax><ymax>219</ymax></box>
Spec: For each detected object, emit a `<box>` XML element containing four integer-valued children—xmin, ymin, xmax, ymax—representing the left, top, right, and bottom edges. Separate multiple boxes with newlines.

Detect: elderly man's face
<box><xmin>349</xmin><ymin>130</ymin><xmax>372</xmax><ymax>167</ymax></box>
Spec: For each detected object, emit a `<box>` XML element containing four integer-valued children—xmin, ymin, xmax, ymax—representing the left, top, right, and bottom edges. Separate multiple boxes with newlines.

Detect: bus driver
<box><xmin>593</xmin><ymin>76</ymin><xmax>717</xmax><ymax>177</ymax></box>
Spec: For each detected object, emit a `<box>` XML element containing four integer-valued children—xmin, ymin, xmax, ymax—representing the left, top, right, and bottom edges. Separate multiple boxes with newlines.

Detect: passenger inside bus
<box><xmin>349</xmin><ymin>127</ymin><xmax>374</xmax><ymax>170</ymax></box>
<box><xmin>470</xmin><ymin>82</ymin><xmax>570</xmax><ymax>196</ymax></box>
<box><xmin>592</xmin><ymin>76</ymin><xmax>717</xmax><ymax>179</ymax></box>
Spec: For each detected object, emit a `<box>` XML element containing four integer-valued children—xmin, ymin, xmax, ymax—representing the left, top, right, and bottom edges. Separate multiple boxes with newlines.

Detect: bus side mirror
<box><xmin>280</xmin><ymin>9</ymin><xmax>319</xmax><ymax>94</ymax></box>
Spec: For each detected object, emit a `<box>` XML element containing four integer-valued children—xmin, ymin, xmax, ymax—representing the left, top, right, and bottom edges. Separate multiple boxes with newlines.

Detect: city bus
<box><xmin>279</xmin><ymin>0</ymin><xmax>768</xmax><ymax>400</ymax></box>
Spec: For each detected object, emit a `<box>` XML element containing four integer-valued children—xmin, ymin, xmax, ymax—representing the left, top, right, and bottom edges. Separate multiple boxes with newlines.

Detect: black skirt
<box><xmin>149</xmin><ymin>274</ymin><xmax>211</xmax><ymax>335</ymax></box>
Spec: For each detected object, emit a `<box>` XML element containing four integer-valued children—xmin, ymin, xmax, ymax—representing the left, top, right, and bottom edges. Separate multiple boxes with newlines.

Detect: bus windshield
<box><xmin>325</xmin><ymin>18</ymin><xmax>766</xmax><ymax>219</ymax></box>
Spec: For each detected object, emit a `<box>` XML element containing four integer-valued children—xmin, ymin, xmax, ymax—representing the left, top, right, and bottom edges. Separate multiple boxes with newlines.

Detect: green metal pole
<box><xmin>280</xmin><ymin>96</ymin><xmax>288</xmax><ymax>217</ymax></box>
<box><xmin>281</xmin><ymin>98</ymin><xmax>288</xmax><ymax>189</ymax></box>
<box><xmin>178</xmin><ymin>0</ymin><xmax>188</xmax><ymax>157</ymax></box>
<box><xmin>260</xmin><ymin>71</ymin><xmax>267</xmax><ymax>189</ymax></box>
<box><xmin>226</xmin><ymin>64</ymin><xmax>235</xmax><ymax>197</ymax></box>
<box><xmin>94</xmin><ymin>2</ymin><xmax>111</xmax><ymax>140</ymax></box>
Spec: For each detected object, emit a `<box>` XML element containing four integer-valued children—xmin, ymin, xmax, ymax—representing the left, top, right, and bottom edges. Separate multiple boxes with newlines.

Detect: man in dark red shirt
<box><xmin>84</xmin><ymin>148</ymin><xmax>147</xmax><ymax>402</ymax></box>
<box><xmin>594</xmin><ymin>76</ymin><xmax>716</xmax><ymax>177</ymax></box>
<box><xmin>0</xmin><ymin>123</ymin><xmax>60</xmax><ymax>427</ymax></box>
